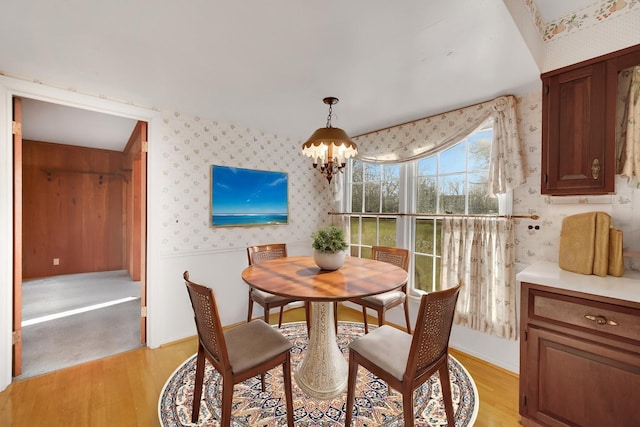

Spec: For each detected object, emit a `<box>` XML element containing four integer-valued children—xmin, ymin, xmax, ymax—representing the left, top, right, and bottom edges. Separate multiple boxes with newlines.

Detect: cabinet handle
<box><xmin>585</xmin><ymin>314</ymin><xmax>618</xmax><ymax>326</ymax></box>
<box><xmin>591</xmin><ymin>159</ymin><xmax>600</xmax><ymax>179</ymax></box>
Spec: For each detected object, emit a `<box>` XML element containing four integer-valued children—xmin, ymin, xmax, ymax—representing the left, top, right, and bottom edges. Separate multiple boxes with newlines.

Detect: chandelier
<box><xmin>301</xmin><ymin>97</ymin><xmax>357</xmax><ymax>183</ymax></box>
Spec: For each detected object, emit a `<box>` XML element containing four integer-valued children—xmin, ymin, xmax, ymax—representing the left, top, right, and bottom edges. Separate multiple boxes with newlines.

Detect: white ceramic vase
<box><xmin>313</xmin><ymin>249</ymin><xmax>347</xmax><ymax>271</ymax></box>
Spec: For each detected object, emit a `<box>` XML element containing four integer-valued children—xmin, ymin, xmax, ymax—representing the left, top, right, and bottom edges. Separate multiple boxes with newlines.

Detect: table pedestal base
<box><xmin>294</xmin><ymin>301</ymin><xmax>348</xmax><ymax>400</ymax></box>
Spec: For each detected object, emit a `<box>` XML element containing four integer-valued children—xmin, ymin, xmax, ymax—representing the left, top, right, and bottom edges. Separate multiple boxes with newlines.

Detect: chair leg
<box><xmin>439</xmin><ymin>360</ymin><xmax>455</xmax><ymax>427</ymax></box>
<box><xmin>377</xmin><ymin>308</ymin><xmax>385</xmax><ymax>327</ymax></box>
<box><xmin>402</xmin><ymin>388</ymin><xmax>415</xmax><ymax>427</ymax></box>
<box><xmin>264</xmin><ymin>303</ymin><xmax>271</xmax><ymax>324</ymax></box>
<box><xmin>191</xmin><ymin>346</ymin><xmax>206</xmax><ymax>423</ymax></box>
<box><xmin>221</xmin><ymin>376</ymin><xmax>234</xmax><ymax>427</ymax></box>
<box><xmin>278</xmin><ymin>306</ymin><xmax>284</xmax><ymax>328</ymax></box>
<box><xmin>345</xmin><ymin>353</ymin><xmax>359</xmax><ymax>426</ymax></box>
<box><xmin>403</xmin><ymin>300</ymin><xmax>412</xmax><ymax>334</ymax></box>
<box><xmin>361</xmin><ymin>306</ymin><xmax>369</xmax><ymax>333</ymax></box>
<box><xmin>247</xmin><ymin>293</ymin><xmax>254</xmax><ymax>323</ymax></box>
<box><xmin>282</xmin><ymin>354</ymin><xmax>294</xmax><ymax>427</ymax></box>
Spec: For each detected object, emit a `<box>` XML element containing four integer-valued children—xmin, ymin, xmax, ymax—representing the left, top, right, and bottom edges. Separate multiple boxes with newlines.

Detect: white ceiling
<box><xmin>2</xmin><ymin>0</ymin><xmax>595</xmax><ymax>151</ymax></box>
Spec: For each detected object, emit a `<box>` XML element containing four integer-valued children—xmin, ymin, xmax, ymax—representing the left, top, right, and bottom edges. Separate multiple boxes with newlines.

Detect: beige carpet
<box><xmin>18</xmin><ymin>270</ymin><xmax>142</xmax><ymax>379</ymax></box>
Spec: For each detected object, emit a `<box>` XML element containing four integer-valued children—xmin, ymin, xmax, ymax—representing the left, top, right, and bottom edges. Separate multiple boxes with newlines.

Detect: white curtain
<box><xmin>331</xmin><ymin>174</ymin><xmax>351</xmax><ymax>244</ymax></box>
<box><xmin>353</xmin><ymin>94</ymin><xmax>526</xmax><ymax>196</ymax></box>
<box><xmin>619</xmin><ymin>66</ymin><xmax>640</xmax><ymax>187</ymax></box>
<box><xmin>488</xmin><ymin>96</ymin><xmax>525</xmax><ymax>196</ymax></box>
<box><xmin>440</xmin><ymin>217</ymin><xmax>518</xmax><ymax>340</ymax></box>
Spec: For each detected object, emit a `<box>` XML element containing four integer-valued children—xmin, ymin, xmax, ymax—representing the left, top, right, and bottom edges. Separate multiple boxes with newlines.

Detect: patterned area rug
<box><xmin>159</xmin><ymin>322</ymin><xmax>478</xmax><ymax>426</ymax></box>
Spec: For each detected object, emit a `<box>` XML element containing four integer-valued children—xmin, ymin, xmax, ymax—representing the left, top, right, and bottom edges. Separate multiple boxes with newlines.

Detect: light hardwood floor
<box><xmin>0</xmin><ymin>305</ymin><xmax>520</xmax><ymax>426</ymax></box>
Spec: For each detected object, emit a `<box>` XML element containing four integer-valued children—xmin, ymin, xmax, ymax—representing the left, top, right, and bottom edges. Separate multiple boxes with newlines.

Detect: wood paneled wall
<box><xmin>22</xmin><ymin>140</ymin><xmax>126</xmax><ymax>278</ymax></box>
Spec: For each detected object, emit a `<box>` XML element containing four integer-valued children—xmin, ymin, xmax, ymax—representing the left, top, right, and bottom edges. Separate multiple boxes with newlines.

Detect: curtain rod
<box><xmin>328</xmin><ymin>211</ymin><xmax>539</xmax><ymax>220</ymax></box>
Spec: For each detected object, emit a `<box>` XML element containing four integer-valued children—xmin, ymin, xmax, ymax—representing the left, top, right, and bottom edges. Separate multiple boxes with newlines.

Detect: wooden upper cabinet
<box><xmin>542</xmin><ymin>62</ymin><xmax>608</xmax><ymax>194</ymax></box>
<box><xmin>541</xmin><ymin>43</ymin><xmax>640</xmax><ymax>196</ymax></box>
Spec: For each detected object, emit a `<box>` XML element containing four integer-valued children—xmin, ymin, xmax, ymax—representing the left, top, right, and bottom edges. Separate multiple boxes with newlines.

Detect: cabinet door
<box><xmin>541</xmin><ymin>62</ymin><xmax>611</xmax><ymax>195</ymax></box>
<box><xmin>522</xmin><ymin>326</ymin><xmax>640</xmax><ymax>426</ymax></box>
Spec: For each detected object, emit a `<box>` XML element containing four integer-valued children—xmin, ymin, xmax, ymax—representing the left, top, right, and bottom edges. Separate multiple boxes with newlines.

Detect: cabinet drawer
<box><xmin>530</xmin><ymin>290</ymin><xmax>640</xmax><ymax>343</ymax></box>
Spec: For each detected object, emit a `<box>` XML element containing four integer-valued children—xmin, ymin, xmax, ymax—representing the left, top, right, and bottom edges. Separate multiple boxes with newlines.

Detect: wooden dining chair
<box><xmin>345</xmin><ymin>284</ymin><xmax>461</xmax><ymax>427</ymax></box>
<box><xmin>183</xmin><ymin>271</ymin><xmax>294</xmax><ymax>426</ymax></box>
<box><xmin>247</xmin><ymin>243</ymin><xmax>310</xmax><ymax>333</ymax></box>
<box><xmin>347</xmin><ymin>246</ymin><xmax>412</xmax><ymax>334</ymax></box>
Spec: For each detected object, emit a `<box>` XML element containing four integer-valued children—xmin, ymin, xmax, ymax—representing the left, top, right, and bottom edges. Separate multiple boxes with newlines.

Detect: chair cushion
<box><xmin>360</xmin><ymin>290</ymin><xmax>405</xmax><ymax>307</ymax></box>
<box><xmin>251</xmin><ymin>288</ymin><xmax>291</xmax><ymax>305</ymax></box>
<box><xmin>225</xmin><ymin>320</ymin><xmax>292</xmax><ymax>374</ymax></box>
<box><xmin>349</xmin><ymin>325</ymin><xmax>411</xmax><ymax>380</ymax></box>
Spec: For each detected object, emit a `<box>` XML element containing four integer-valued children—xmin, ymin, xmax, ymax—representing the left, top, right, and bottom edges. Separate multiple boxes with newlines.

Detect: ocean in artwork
<box><xmin>212</xmin><ymin>214</ymin><xmax>288</xmax><ymax>227</ymax></box>
<box><xmin>211</xmin><ymin>165</ymin><xmax>288</xmax><ymax>227</ymax></box>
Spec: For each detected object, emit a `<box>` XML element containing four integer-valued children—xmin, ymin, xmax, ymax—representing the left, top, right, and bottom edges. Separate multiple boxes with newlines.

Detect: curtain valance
<box><xmin>353</xmin><ymin>95</ymin><xmax>526</xmax><ymax>195</ymax></box>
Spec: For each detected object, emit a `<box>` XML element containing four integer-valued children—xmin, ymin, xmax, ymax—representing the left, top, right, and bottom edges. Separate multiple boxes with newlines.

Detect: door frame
<box><xmin>0</xmin><ymin>75</ymin><xmax>162</xmax><ymax>390</ymax></box>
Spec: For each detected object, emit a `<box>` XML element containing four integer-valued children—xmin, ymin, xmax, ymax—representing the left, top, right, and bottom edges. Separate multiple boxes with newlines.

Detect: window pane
<box><xmin>361</xmin><ymin>218</ymin><xmax>377</xmax><ymax>246</ymax></box>
<box><xmin>378</xmin><ymin>218</ymin><xmax>397</xmax><ymax>247</ymax></box>
<box><xmin>349</xmin><ymin>217</ymin><xmax>360</xmax><ymax>244</ymax></box>
<box><xmin>364</xmin><ymin>163</ymin><xmax>380</xmax><ymax>181</ymax></box>
<box><xmin>414</xmin><ymin>254</ymin><xmax>435</xmax><ymax>292</ymax></box>
<box><xmin>381</xmin><ymin>164</ymin><xmax>400</xmax><ymax>213</ymax></box>
<box><xmin>439</xmin><ymin>141</ymin><xmax>467</xmax><ymax>174</ymax></box>
<box><xmin>350</xmin><ymin>246</ymin><xmax>359</xmax><ymax>257</ymax></box>
<box><xmin>382</xmin><ymin>164</ymin><xmax>400</xmax><ymax>180</ymax></box>
<box><xmin>418</xmin><ymin>156</ymin><xmax>437</xmax><ymax>176</ymax></box>
<box><xmin>416</xmin><ymin>177</ymin><xmax>437</xmax><ymax>213</ymax></box>
<box><xmin>361</xmin><ymin>246</ymin><xmax>372</xmax><ymax>260</ymax></box>
<box><xmin>435</xmin><ymin>219</ymin><xmax>442</xmax><ymax>256</ymax></box>
<box><xmin>439</xmin><ymin>174</ymin><xmax>466</xmax><ymax>214</ymax></box>
<box><xmin>434</xmin><ymin>258</ymin><xmax>441</xmax><ymax>291</ymax></box>
<box><xmin>381</xmin><ymin>180</ymin><xmax>399</xmax><ymax>213</ymax></box>
<box><xmin>364</xmin><ymin>183</ymin><xmax>380</xmax><ymax>212</ymax></box>
<box><xmin>415</xmin><ymin>219</ymin><xmax>436</xmax><ymax>254</ymax></box>
<box><xmin>351</xmin><ymin>160</ymin><xmax>363</xmax><ymax>182</ymax></box>
<box><xmin>468</xmin><ymin>173</ymin><xmax>498</xmax><ymax>214</ymax></box>
<box><xmin>351</xmin><ymin>183</ymin><xmax>363</xmax><ymax>212</ymax></box>
<box><xmin>468</xmin><ymin>131</ymin><xmax>492</xmax><ymax>171</ymax></box>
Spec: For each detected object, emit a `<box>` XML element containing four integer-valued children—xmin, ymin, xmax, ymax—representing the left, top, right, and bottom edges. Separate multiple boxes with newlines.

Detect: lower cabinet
<box><xmin>520</xmin><ymin>283</ymin><xmax>640</xmax><ymax>426</ymax></box>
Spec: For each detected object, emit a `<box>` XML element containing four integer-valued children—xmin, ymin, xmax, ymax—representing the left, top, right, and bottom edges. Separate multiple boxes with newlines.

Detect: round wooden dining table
<box><xmin>241</xmin><ymin>255</ymin><xmax>409</xmax><ymax>399</ymax></box>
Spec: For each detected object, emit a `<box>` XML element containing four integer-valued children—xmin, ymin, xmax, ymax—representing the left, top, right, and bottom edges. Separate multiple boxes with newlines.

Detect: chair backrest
<box><xmin>247</xmin><ymin>243</ymin><xmax>288</xmax><ymax>266</ymax></box>
<box><xmin>183</xmin><ymin>271</ymin><xmax>230</xmax><ymax>372</ymax></box>
<box><xmin>371</xmin><ymin>246</ymin><xmax>409</xmax><ymax>272</ymax></box>
<box><xmin>406</xmin><ymin>284</ymin><xmax>461</xmax><ymax>378</ymax></box>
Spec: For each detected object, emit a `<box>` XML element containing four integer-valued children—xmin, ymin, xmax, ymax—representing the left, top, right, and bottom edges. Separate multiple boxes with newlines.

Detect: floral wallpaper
<box><xmin>155</xmin><ymin>97</ymin><xmax>640</xmax><ymax>272</ymax></box>
<box><xmin>523</xmin><ymin>0</ymin><xmax>640</xmax><ymax>41</ymax></box>
<box><xmin>512</xmin><ymin>92</ymin><xmax>640</xmax><ymax>271</ymax></box>
<box><xmin>156</xmin><ymin>112</ymin><xmax>334</xmax><ymax>255</ymax></box>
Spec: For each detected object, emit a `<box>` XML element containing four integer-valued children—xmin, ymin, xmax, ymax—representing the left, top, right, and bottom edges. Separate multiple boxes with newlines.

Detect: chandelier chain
<box><xmin>326</xmin><ymin>103</ymin><xmax>333</xmax><ymax>128</ymax></box>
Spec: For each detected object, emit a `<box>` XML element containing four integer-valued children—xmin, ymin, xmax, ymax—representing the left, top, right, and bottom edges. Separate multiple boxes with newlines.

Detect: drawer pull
<box><xmin>585</xmin><ymin>314</ymin><xmax>618</xmax><ymax>326</ymax></box>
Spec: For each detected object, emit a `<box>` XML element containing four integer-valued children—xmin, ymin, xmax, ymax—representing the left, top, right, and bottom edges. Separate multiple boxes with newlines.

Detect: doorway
<box><xmin>12</xmin><ymin>97</ymin><xmax>148</xmax><ymax>378</ymax></box>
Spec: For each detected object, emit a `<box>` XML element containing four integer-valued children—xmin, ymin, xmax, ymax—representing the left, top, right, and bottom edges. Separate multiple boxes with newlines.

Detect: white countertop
<box><xmin>516</xmin><ymin>261</ymin><xmax>640</xmax><ymax>304</ymax></box>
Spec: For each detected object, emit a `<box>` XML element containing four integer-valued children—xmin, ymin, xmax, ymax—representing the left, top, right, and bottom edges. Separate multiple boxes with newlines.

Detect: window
<box><xmin>348</xmin><ymin>162</ymin><xmax>400</xmax><ymax>260</ymax></box>
<box><xmin>347</xmin><ymin>118</ymin><xmax>502</xmax><ymax>293</ymax></box>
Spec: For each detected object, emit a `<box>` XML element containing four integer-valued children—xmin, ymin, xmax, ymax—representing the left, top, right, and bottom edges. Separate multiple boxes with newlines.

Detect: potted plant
<box><xmin>311</xmin><ymin>224</ymin><xmax>349</xmax><ymax>270</ymax></box>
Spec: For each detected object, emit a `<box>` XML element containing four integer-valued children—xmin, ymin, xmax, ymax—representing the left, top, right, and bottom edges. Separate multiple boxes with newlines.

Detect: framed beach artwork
<box><xmin>211</xmin><ymin>165</ymin><xmax>288</xmax><ymax>227</ymax></box>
